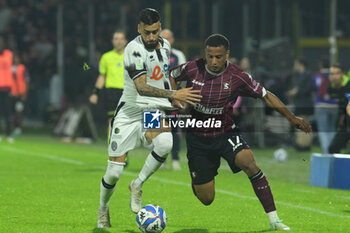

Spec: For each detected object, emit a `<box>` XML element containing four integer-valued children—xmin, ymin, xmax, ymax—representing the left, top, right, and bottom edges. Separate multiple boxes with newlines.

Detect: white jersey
<box><xmin>120</xmin><ymin>35</ymin><xmax>174</xmax><ymax>110</ymax></box>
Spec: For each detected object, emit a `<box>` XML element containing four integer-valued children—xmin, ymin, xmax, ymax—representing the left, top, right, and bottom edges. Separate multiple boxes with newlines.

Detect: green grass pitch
<box><xmin>1</xmin><ymin>134</ymin><xmax>350</xmax><ymax>233</ymax></box>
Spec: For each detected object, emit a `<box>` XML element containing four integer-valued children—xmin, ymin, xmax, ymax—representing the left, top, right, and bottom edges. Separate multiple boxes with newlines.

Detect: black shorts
<box><xmin>186</xmin><ymin>130</ymin><xmax>250</xmax><ymax>185</ymax></box>
<box><xmin>104</xmin><ymin>88</ymin><xmax>123</xmax><ymax>117</ymax></box>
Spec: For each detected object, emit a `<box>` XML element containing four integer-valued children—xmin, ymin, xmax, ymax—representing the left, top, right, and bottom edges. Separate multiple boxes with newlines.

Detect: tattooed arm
<box><xmin>134</xmin><ymin>74</ymin><xmax>174</xmax><ymax>98</ymax></box>
<box><xmin>133</xmin><ymin>75</ymin><xmax>201</xmax><ymax>105</ymax></box>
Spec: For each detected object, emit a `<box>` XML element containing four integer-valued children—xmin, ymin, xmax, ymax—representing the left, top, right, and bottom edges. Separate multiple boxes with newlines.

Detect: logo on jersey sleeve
<box><xmin>135</xmin><ymin>58</ymin><xmax>144</xmax><ymax>70</ymax></box>
<box><xmin>143</xmin><ymin>110</ymin><xmax>161</xmax><ymax>129</ymax></box>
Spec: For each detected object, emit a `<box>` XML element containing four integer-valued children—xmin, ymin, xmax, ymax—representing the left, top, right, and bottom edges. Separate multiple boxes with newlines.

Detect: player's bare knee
<box><xmin>195</xmin><ymin>186</ymin><xmax>215</xmax><ymax>205</ymax></box>
<box><xmin>109</xmin><ymin>153</ymin><xmax>127</xmax><ymax>163</ymax></box>
<box><xmin>198</xmin><ymin>194</ymin><xmax>215</xmax><ymax>206</ymax></box>
<box><xmin>152</xmin><ymin>132</ymin><xmax>173</xmax><ymax>156</ymax></box>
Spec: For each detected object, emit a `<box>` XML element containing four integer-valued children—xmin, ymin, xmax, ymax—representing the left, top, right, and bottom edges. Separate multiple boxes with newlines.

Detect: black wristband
<box><xmin>92</xmin><ymin>87</ymin><xmax>101</xmax><ymax>95</ymax></box>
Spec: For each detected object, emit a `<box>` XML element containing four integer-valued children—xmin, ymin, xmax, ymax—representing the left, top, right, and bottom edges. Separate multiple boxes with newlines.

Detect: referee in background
<box><xmin>89</xmin><ymin>30</ymin><xmax>127</xmax><ymax>126</ymax></box>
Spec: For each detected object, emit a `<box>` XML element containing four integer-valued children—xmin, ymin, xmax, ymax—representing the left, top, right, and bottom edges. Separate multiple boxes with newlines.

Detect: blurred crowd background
<box><xmin>1</xmin><ymin>0</ymin><xmax>350</xmax><ymax>148</ymax></box>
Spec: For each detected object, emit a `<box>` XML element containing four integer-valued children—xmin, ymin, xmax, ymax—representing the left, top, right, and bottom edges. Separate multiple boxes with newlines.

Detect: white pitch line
<box><xmin>1</xmin><ymin>146</ymin><xmax>85</xmax><ymax>165</ymax></box>
<box><xmin>335</xmin><ymin>195</ymin><xmax>350</xmax><ymax>200</ymax></box>
<box><xmin>293</xmin><ymin>189</ymin><xmax>316</xmax><ymax>194</ymax></box>
<box><xmin>2</xmin><ymin>146</ymin><xmax>350</xmax><ymax>219</ymax></box>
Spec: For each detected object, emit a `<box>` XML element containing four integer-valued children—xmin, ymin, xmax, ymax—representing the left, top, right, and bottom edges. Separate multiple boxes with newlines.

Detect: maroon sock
<box><xmin>249</xmin><ymin>170</ymin><xmax>276</xmax><ymax>213</ymax></box>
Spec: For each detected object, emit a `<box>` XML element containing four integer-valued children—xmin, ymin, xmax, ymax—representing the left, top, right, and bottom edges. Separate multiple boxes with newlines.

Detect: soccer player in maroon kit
<box><xmin>170</xmin><ymin>34</ymin><xmax>311</xmax><ymax>231</ymax></box>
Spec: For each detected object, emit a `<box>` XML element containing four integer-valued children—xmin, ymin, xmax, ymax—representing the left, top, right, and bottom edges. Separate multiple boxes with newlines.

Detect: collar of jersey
<box><xmin>204</xmin><ymin>61</ymin><xmax>228</xmax><ymax>77</ymax></box>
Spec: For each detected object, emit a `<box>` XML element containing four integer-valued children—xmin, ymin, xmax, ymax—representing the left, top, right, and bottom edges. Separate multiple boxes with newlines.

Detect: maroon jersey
<box><xmin>170</xmin><ymin>58</ymin><xmax>266</xmax><ymax>137</ymax></box>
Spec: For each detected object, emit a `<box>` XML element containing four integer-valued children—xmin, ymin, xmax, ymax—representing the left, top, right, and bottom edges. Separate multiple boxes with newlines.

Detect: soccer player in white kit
<box><xmin>97</xmin><ymin>8</ymin><xmax>202</xmax><ymax>228</ymax></box>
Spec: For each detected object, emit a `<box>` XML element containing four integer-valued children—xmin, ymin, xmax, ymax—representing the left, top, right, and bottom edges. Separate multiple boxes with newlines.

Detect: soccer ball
<box><xmin>273</xmin><ymin>148</ymin><xmax>288</xmax><ymax>162</ymax></box>
<box><xmin>136</xmin><ymin>204</ymin><xmax>167</xmax><ymax>233</ymax></box>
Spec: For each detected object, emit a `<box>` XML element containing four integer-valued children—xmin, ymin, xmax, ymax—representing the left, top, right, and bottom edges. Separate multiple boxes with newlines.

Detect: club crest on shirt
<box><xmin>222</xmin><ymin>82</ymin><xmax>230</xmax><ymax>91</ymax></box>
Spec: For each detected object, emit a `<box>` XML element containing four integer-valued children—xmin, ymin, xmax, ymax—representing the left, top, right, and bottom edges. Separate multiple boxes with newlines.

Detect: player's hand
<box><xmin>89</xmin><ymin>94</ymin><xmax>98</xmax><ymax>104</ymax></box>
<box><xmin>172</xmin><ymin>87</ymin><xmax>202</xmax><ymax>105</ymax></box>
<box><xmin>291</xmin><ymin>116</ymin><xmax>312</xmax><ymax>134</ymax></box>
<box><xmin>347</xmin><ymin>101</ymin><xmax>350</xmax><ymax>116</ymax></box>
<box><xmin>172</xmin><ymin>100</ymin><xmax>189</xmax><ymax>114</ymax></box>
<box><xmin>287</xmin><ymin>88</ymin><xmax>297</xmax><ymax>97</ymax></box>
<box><xmin>172</xmin><ymin>99</ymin><xmax>185</xmax><ymax>109</ymax></box>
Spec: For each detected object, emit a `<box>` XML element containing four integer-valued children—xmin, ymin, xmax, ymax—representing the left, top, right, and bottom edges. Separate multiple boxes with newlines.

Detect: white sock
<box><xmin>267</xmin><ymin>210</ymin><xmax>279</xmax><ymax>223</ymax></box>
<box><xmin>133</xmin><ymin>152</ymin><xmax>162</xmax><ymax>188</ymax></box>
<box><xmin>99</xmin><ymin>160</ymin><xmax>125</xmax><ymax>212</ymax></box>
<box><xmin>133</xmin><ymin>132</ymin><xmax>172</xmax><ymax>189</ymax></box>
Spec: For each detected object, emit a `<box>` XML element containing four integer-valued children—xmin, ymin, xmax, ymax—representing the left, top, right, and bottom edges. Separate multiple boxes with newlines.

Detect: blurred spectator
<box><xmin>49</xmin><ymin>72</ymin><xmax>63</xmax><ymax>110</ymax></box>
<box><xmin>0</xmin><ymin>36</ymin><xmax>14</xmax><ymax>142</ymax></box>
<box><xmin>160</xmin><ymin>28</ymin><xmax>187</xmax><ymax>171</ymax></box>
<box><xmin>11</xmin><ymin>54</ymin><xmax>29</xmax><ymax>137</ymax></box>
<box><xmin>240</xmin><ymin>57</ymin><xmax>251</xmax><ymax>73</ymax></box>
<box><xmin>328</xmin><ymin>64</ymin><xmax>350</xmax><ymax>153</ymax></box>
<box><xmin>312</xmin><ymin>58</ymin><xmax>338</xmax><ymax>153</ymax></box>
<box><xmin>229</xmin><ymin>57</ymin><xmax>238</xmax><ymax>65</ymax></box>
<box><xmin>288</xmin><ymin>58</ymin><xmax>313</xmax><ymax>150</ymax></box>
<box><xmin>0</xmin><ymin>0</ymin><xmax>12</xmax><ymax>32</ymax></box>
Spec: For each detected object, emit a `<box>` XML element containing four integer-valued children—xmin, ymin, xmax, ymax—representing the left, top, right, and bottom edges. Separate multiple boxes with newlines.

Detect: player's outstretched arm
<box><xmin>262</xmin><ymin>91</ymin><xmax>312</xmax><ymax>133</ymax></box>
<box><xmin>347</xmin><ymin>101</ymin><xmax>350</xmax><ymax>116</ymax></box>
<box><xmin>134</xmin><ymin>75</ymin><xmax>202</xmax><ymax>105</ymax></box>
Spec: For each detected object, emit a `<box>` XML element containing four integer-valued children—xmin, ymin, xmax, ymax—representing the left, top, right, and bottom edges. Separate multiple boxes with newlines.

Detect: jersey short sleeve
<box><xmin>99</xmin><ymin>54</ymin><xmax>107</xmax><ymax>75</ymax></box>
<box><xmin>236</xmin><ymin>71</ymin><xmax>266</xmax><ymax>98</ymax></box>
<box><xmin>123</xmin><ymin>43</ymin><xmax>147</xmax><ymax>80</ymax></box>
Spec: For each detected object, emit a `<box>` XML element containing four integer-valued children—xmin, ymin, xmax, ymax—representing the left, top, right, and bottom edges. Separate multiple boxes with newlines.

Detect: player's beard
<box><xmin>143</xmin><ymin>39</ymin><xmax>158</xmax><ymax>50</ymax></box>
